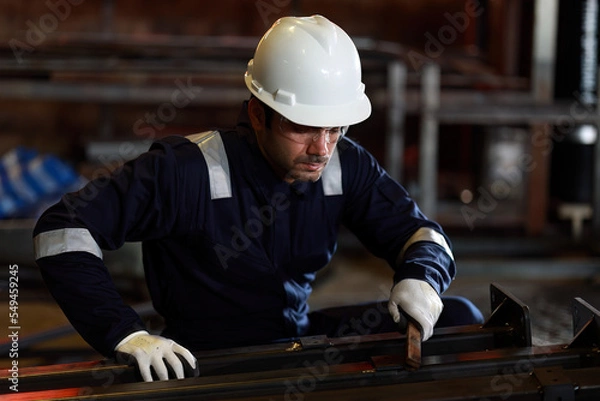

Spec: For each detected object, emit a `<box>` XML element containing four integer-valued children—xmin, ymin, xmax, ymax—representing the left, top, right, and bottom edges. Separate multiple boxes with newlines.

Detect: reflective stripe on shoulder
<box><xmin>186</xmin><ymin>131</ymin><xmax>232</xmax><ymax>200</ymax></box>
<box><xmin>397</xmin><ymin>227</ymin><xmax>454</xmax><ymax>263</ymax></box>
<box><xmin>322</xmin><ymin>148</ymin><xmax>342</xmax><ymax>196</ymax></box>
<box><xmin>33</xmin><ymin>228</ymin><xmax>103</xmax><ymax>260</ymax></box>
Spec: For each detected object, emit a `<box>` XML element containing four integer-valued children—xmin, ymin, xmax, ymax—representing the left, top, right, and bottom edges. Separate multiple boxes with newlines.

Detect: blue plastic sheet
<box><xmin>0</xmin><ymin>147</ymin><xmax>85</xmax><ymax>219</ymax></box>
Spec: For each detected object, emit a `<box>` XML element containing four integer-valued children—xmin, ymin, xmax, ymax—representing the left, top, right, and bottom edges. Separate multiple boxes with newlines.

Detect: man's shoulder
<box><xmin>337</xmin><ymin>136</ymin><xmax>378</xmax><ymax>167</ymax></box>
<box><xmin>144</xmin><ymin>135</ymin><xmax>191</xmax><ymax>153</ymax></box>
<box><xmin>152</xmin><ymin>133</ymin><xmax>207</xmax><ymax>150</ymax></box>
<box><xmin>336</xmin><ymin>136</ymin><xmax>388</xmax><ymax>193</ymax></box>
<box><xmin>140</xmin><ymin>134</ymin><xmax>211</xmax><ymax>174</ymax></box>
<box><xmin>149</xmin><ymin>133</ymin><xmax>220</xmax><ymax>160</ymax></box>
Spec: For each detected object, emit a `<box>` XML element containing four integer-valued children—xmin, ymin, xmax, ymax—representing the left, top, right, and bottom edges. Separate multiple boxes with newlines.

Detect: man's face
<box><xmin>249</xmin><ymin>100</ymin><xmax>344</xmax><ymax>184</ymax></box>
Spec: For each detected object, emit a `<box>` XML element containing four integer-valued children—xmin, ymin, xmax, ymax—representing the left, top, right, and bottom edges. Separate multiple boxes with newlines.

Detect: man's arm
<box><xmin>33</xmin><ymin>138</ymin><xmax>200</xmax><ymax>380</ymax></box>
<box><xmin>35</xmin><ymin>244</ymin><xmax>198</xmax><ymax>381</ymax></box>
<box><xmin>34</xmin><ymin>246</ymin><xmax>145</xmax><ymax>356</ymax></box>
<box><xmin>340</xmin><ymin>140</ymin><xmax>455</xmax><ymax>292</ymax></box>
<box><xmin>339</xmin><ymin>139</ymin><xmax>455</xmax><ymax>338</ymax></box>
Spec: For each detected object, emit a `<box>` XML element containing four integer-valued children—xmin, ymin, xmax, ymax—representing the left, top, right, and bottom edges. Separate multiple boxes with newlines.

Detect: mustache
<box><xmin>296</xmin><ymin>155</ymin><xmax>329</xmax><ymax>164</ymax></box>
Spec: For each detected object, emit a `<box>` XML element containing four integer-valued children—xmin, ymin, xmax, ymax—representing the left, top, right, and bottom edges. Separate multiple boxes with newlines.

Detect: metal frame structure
<box><xmin>2</xmin><ymin>0</ymin><xmax>596</xmax><ymax>240</ymax></box>
<box><xmin>2</xmin><ymin>283</ymin><xmax>600</xmax><ymax>400</ymax></box>
<box><xmin>412</xmin><ymin>0</ymin><xmax>600</xmax><ymax>238</ymax></box>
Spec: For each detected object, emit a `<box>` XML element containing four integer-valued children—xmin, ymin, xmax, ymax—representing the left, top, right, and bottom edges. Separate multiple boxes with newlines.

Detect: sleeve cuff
<box><xmin>114</xmin><ymin>330</ymin><xmax>149</xmax><ymax>351</ymax></box>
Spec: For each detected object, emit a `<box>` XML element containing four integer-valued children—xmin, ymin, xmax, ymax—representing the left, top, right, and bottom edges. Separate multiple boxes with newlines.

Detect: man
<box><xmin>33</xmin><ymin>15</ymin><xmax>483</xmax><ymax>383</ymax></box>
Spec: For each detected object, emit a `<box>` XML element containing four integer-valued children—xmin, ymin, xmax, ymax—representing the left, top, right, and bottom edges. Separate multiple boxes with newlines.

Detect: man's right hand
<box><xmin>114</xmin><ymin>331</ymin><xmax>199</xmax><ymax>382</ymax></box>
<box><xmin>388</xmin><ymin>279</ymin><xmax>443</xmax><ymax>341</ymax></box>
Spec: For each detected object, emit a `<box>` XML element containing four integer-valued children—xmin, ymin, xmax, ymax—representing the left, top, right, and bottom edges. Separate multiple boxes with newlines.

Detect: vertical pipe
<box><xmin>531</xmin><ymin>0</ymin><xmax>559</xmax><ymax>103</ymax></box>
<box><xmin>585</xmin><ymin>0</ymin><xmax>600</xmax><ymax>234</ymax></box>
<box><xmin>581</xmin><ymin>0</ymin><xmax>598</xmax><ymax>106</ymax></box>
<box><xmin>527</xmin><ymin>0</ymin><xmax>559</xmax><ymax>235</ymax></box>
<box><xmin>102</xmin><ymin>0</ymin><xmax>114</xmax><ymax>38</ymax></box>
<box><xmin>578</xmin><ymin>0</ymin><xmax>600</xmax><ymax>235</ymax></box>
<box><xmin>419</xmin><ymin>63</ymin><xmax>440</xmax><ymax>218</ymax></box>
<box><xmin>595</xmin><ymin>61</ymin><xmax>600</xmax><ymax>233</ymax></box>
<box><xmin>386</xmin><ymin>61</ymin><xmax>406</xmax><ymax>182</ymax></box>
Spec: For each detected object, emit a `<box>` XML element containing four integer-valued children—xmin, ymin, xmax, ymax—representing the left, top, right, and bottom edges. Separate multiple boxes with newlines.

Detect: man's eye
<box><xmin>288</xmin><ymin>123</ymin><xmax>309</xmax><ymax>133</ymax></box>
<box><xmin>298</xmin><ymin>127</ymin><xmax>314</xmax><ymax>134</ymax></box>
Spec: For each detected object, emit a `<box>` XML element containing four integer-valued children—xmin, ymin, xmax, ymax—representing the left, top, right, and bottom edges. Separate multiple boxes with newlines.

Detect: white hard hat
<box><xmin>245</xmin><ymin>15</ymin><xmax>372</xmax><ymax>127</ymax></box>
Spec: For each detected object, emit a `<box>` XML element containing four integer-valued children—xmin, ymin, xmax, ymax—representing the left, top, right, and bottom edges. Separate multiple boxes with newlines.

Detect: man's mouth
<box><xmin>300</xmin><ymin>162</ymin><xmax>325</xmax><ymax>172</ymax></box>
<box><xmin>297</xmin><ymin>156</ymin><xmax>329</xmax><ymax>171</ymax></box>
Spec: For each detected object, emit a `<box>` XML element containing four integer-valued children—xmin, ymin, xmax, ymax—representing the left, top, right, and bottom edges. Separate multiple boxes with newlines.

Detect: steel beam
<box><xmin>7</xmin><ymin>348</ymin><xmax>600</xmax><ymax>400</ymax></box>
<box><xmin>0</xmin><ymin>283</ymin><xmax>547</xmax><ymax>394</ymax></box>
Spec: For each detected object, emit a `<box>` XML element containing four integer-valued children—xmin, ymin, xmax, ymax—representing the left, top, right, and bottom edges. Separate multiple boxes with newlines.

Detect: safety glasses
<box><xmin>278</xmin><ymin>116</ymin><xmax>347</xmax><ymax>145</ymax></box>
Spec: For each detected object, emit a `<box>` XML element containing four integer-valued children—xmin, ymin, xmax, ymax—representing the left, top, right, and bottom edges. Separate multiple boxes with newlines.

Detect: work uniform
<box><xmin>33</xmin><ymin>103</ymin><xmax>457</xmax><ymax>357</ymax></box>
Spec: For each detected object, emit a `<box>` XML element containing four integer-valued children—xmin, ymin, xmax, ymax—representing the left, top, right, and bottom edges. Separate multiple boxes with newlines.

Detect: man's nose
<box><xmin>307</xmin><ymin>133</ymin><xmax>331</xmax><ymax>156</ymax></box>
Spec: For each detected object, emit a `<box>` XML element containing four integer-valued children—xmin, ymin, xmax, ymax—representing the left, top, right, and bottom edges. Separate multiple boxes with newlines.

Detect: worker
<box><xmin>33</xmin><ymin>15</ymin><xmax>483</xmax><ymax>382</ymax></box>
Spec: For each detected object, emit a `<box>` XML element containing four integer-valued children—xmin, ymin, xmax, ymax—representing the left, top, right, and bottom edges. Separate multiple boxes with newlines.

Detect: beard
<box><xmin>284</xmin><ymin>155</ymin><xmax>330</xmax><ymax>183</ymax></box>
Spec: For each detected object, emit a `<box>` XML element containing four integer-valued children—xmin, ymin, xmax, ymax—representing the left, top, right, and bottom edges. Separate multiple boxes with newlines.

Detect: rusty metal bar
<box><xmin>0</xmin><ymin>283</ymin><xmax>532</xmax><ymax>394</ymax></box>
<box><xmin>7</xmin><ymin>347</ymin><xmax>599</xmax><ymax>400</ymax></box>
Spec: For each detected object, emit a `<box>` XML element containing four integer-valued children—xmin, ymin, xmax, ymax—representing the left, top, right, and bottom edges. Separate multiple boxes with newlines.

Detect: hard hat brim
<box><xmin>245</xmin><ymin>74</ymin><xmax>372</xmax><ymax>128</ymax></box>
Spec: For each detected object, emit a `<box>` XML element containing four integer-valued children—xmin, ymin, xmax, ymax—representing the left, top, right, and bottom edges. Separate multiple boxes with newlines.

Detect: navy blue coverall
<box><xmin>33</xmin><ymin>103</ymin><xmax>474</xmax><ymax>357</ymax></box>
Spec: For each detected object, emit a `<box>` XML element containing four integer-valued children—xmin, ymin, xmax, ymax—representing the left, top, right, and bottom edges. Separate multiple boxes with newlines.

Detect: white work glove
<box><xmin>114</xmin><ymin>330</ymin><xmax>199</xmax><ymax>382</ymax></box>
<box><xmin>388</xmin><ymin>279</ymin><xmax>443</xmax><ymax>341</ymax></box>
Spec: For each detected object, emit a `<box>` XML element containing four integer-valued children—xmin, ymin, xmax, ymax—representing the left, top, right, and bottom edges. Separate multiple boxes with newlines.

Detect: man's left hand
<box><xmin>115</xmin><ymin>331</ymin><xmax>199</xmax><ymax>382</ymax></box>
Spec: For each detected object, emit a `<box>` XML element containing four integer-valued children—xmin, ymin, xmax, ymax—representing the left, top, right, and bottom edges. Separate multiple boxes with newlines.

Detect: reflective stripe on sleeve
<box><xmin>322</xmin><ymin>148</ymin><xmax>343</xmax><ymax>196</ymax></box>
<box><xmin>33</xmin><ymin>228</ymin><xmax>103</xmax><ymax>260</ymax></box>
<box><xmin>187</xmin><ymin>131</ymin><xmax>232</xmax><ymax>200</ymax></box>
<box><xmin>397</xmin><ymin>227</ymin><xmax>454</xmax><ymax>263</ymax></box>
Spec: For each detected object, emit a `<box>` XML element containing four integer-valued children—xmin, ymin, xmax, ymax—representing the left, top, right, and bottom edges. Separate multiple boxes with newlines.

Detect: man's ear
<box><xmin>248</xmin><ymin>97</ymin><xmax>266</xmax><ymax>133</ymax></box>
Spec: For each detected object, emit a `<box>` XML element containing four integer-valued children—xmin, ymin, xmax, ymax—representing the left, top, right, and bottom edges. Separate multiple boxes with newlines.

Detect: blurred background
<box><xmin>1</xmin><ymin>0</ymin><xmax>599</xmax><ymax>368</ymax></box>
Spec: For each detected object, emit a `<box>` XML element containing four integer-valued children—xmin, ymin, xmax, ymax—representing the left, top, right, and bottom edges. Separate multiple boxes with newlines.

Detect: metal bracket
<box><xmin>532</xmin><ymin>366</ymin><xmax>575</xmax><ymax>401</ymax></box>
<box><xmin>299</xmin><ymin>335</ymin><xmax>332</xmax><ymax>350</ymax></box>
<box><xmin>567</xmin><ymin>297</ymin><xmax>600</xmax><ymax>349</ymax></box>
<box><xmin>483</xmin><ymin>283</ymin><xmax>532</xmax><ymax>347</ymax></box>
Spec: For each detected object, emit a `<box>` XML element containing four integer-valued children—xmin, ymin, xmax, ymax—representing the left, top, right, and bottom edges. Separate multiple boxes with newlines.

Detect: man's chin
<box><xmin>287</xmin><ymin>170</ymin><xmax>324</xmax><ymax>183</ymax></box>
